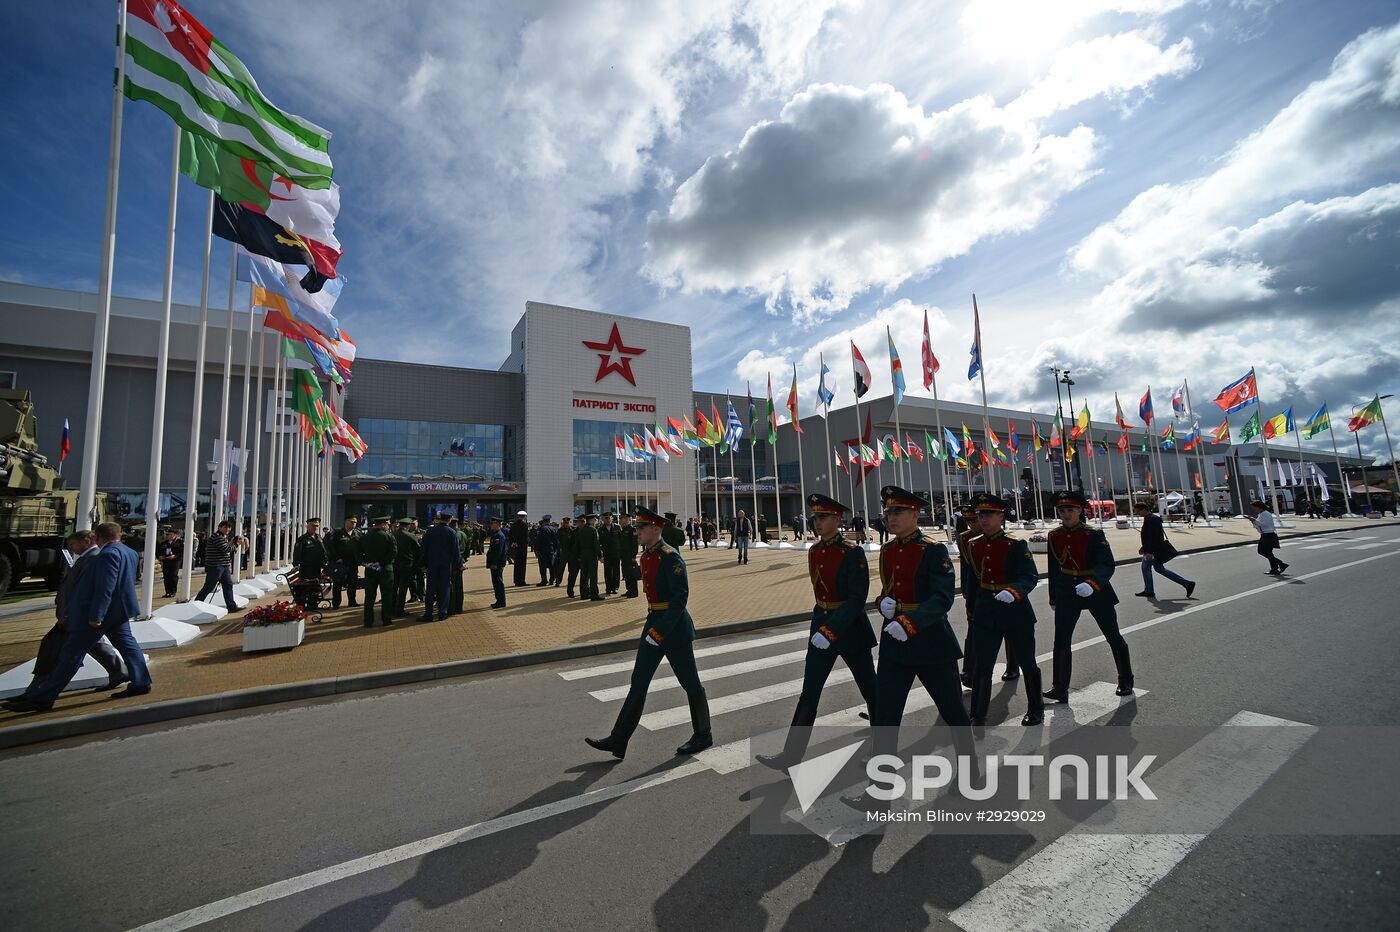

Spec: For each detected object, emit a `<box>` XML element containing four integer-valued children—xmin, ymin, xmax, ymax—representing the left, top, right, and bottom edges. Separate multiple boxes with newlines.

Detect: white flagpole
<box><xmin>771</xmin><ymin>424</ymin><xmax>782</xmax><ymax>543</ymax></box>
<box><xmin>1123</xmin><ymin>431</ymin><xmax>1138</xmax><ymax>526</ymax></box>
<box><xmin>1251</xmin><ymin>368</ymin><xmax>1284</xmax><ymax>517</ymax></box>
<box><xmin>820</xmin><ymin>354</ymin><xmax>835</xmax><ymax>497</ymax></box>
<box><xmin>850</xmin><ymin>344</ymin><xmax>871</xmax><ymax>525</ymax></box>
<box><xmin>139</xmin><ymin>124</ymin><xmax>181</xmax><ymax>618</ymax></box>
<box><xmin>247</xmin><ymin>320</ymin><xmax>267</xmax><ymax>575</ymax></box>
<box><xmin>727</xmin><ymin>395</ymin><xmax>739</xmax><ymax>523</ymax></box>
<box><xmin>1378</xmin><ymin>402</ymin><xmax>1400</xmax><ymax>503</ymax></box>
<box><xmin>213</xmin><ymin>243</ymin><xmax>237</xmax><ymax>525</ymax></box>
<box><xmin>972</xmin><ymin>296</ymin><xmax>996</xmax><ymax>502</ymax></box>
<box><xmin>265</xmin><ymin>350</ymin><xmax>282</xmax><ymax>569</ymax></box>
<box><xmin>1086</xmin><ymin>432</ymin><xmax>1103</xmax><ymax>527</ymax></box>
<box><xmin>232</xmin><ymin>284</ymin><xmax>254</xmax><ymax>582</ymax></box>
<box><xmin>887</xmin><ymin>326</ymin><xmax>906</xmax><ymax>488</ymax></box>
<box><xmin>1292</xmin><ymin>422</ymin><xmax>1309</xmax><ymax>513</ymax></box>
<box><xmin>179</xmin><ymin>190</ymin><xmax>215</xmax><ymax>600</ymax></box>
<box><xmin>1102</xmin><ymin>426</ymin><xmax>1117</xmax><ymax>509</ymax></box>
<box><xmin>1183</xmin><ymin>379</ymin><xmax>1213</xmax><ymax>523</ymax></box>
<box><xmin>1327</xmin><ymin>410</ymin><xmax>1355</xmax><ymax>516</ymax></box>
<box><xmin>748</xmin><ymin>418</ymin><xmax>759</xmax><ymax>524</ymax></box>
<box><xmin>77</xmin><ymin>0</ymin><xmax>130</xmax><ymax>532</ymax></box>
<box><xmin>792</xmin><ymin>366</ymin><xmax>808</xmax><ymax>541</ymax></box>
<box><xmin>931</xmin><ymin>364</ymin><xmax>949</xmax><ymax>520</ymax></box>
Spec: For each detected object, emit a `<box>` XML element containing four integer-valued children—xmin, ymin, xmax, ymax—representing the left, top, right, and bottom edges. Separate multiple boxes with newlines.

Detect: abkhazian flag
<box><xmin>1348</xmin><ymin>396</ymin><xmax>1382</xmax><ymax>432</ymax></box>
<box><xmin>887</xmin><ymin>330</ymin><xmax>906</xmax><ymax>405</ymax></box>
<box><xmin>1263</xmin><ymin>406</ymin><xmax>1294</xmax><ymax>440</ymax></box>
<box><xmin>1213</xmin><ymin>370</ymin><xmax>1258</xmax><ymax>413</ymax></box>
<box><xmin>787</xmin><ymin>366</ymin><xmax>804</xmax><ymax>433</ymax></box>
<box><xmin>122</xmin><ymin>0</ymin><xmax>334</xmax><ymax>189</ymax></box>
<box><xmin>1239</xmin><ymin>410</ymin><xmax>1262</xmax><ymax>442</ymax></box>
<box><xmin>1211</xmin><ymin>420</ymin><xmax>1231</xmax><ymax>444</ymax></box>
<box><xmin>1302</xmin><ymin>403</ymin><xmax>1330</xmax><ymax>439</ymax></box>
<box><xmin>817</xmin><ymin>356</ymin><xmax>835</xmax><ymax>410</ymax></box>
<box><xmin>851</xmin><ymin>342</ymin><xmax>872</xmax><ymax>398</ymax></box>
<box><xmin>921</xmin><ymin>307</ymin><xmax>939</xmax><ymax>390</ymax></box>
<box><xmin>967</xmin><ymin>297</ymin><xmax>983</xmax><ymax>381</ymax></box>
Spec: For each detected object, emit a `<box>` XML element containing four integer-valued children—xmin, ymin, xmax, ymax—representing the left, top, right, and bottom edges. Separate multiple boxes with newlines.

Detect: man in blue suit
<box><xmin>4</xmin><ymin>522</ymin><xmax>153</xmax><ymax>713</ymax></box>
<box><xmin>419</xmin><ymin>512</ymin><xmax>462</xmax><ymax>621</ymax></box>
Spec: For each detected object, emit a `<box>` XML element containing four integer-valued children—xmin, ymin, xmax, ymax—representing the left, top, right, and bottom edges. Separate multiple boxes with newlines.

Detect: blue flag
<box><xmin>817</xmin><ymin>360</ymin><xmax>835</xmax><ymax>409</ymax></box>
<box><xmin>967</xmin><ymin>300</ymin><xmax>983</xmax><ymax>381</ymax></box>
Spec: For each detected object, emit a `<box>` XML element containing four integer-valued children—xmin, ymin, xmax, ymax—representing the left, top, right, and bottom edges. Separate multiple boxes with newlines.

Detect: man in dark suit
<box><xmin>1133</xmin><ymin>502</ymin><xmax>1196</xmax><ymax>598</ymax></box>
<box><xmin>420</xmin><ymin>512</ymin><xmax>462</xmax><ymax>621</ymax></box>
<box><xmin>17</xmin><ymin>531</ymin><xmax>128</xmax><ymax>702</ymax></box>
<box><xmin>6</xmin><ymin>522</ymin><xmax>152</xmax><ymax>712</ymax></box>
<box><xmin>533</xmin><ymin>516</ymin><xmax>558</xmax><ymax>587</ymax></box>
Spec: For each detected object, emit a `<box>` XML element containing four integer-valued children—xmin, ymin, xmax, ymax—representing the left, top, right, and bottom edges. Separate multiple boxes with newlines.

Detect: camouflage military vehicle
<box><xmin>0</xmin><ymin>390</ymin><xmax>113</xmax><ymax>599</ymax></box>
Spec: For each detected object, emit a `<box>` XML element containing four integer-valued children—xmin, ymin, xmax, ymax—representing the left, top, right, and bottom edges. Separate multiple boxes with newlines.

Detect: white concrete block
<box><xmin>0</xmin><ymin>649</ymin><xmax>149</xmax><ymax>699</ymax></box>
<box><xmin>202</xmin><ymin>590</ymin><xmax>249</xmax><ymax>610</ymax></box>
<box><xmin>232</xmin><ymin>582</ymin><xmax>265</xmax><ymax>600</ymax></box>
<box><xmin>151</xmin><ymin>601</ymin><xmax>228</xmax><ymax>625</ymax></box>
<box><xmin>129</xmin><ymin>618</ymin><xmax>204</xmax><ymax>649</ymax></box>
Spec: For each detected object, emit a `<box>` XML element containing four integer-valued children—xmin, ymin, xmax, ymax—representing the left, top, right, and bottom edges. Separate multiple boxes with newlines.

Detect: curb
<box><xmin>2</xmin><ymin>520</ymin><xmax>1394</xmax><ymax>751</ymax></box>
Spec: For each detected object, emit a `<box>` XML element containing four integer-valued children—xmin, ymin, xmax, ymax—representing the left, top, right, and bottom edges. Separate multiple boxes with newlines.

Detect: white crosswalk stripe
<box><xmin>1345</xmin><ymin>541</ymin><xmax>1397</xmax><ymax>550</ymax></box>
<box><xmin>557</xmin><ymin>629</ymin><xmax>806</xmax><ymax>680</ymax></box>
<box><xmin>588</xmin><ymin>648</ymin><xmax>808</xmax><ymax>702</ymax></box>
<box><xmin>641</xmin><ymin>668</ymin><xmax>857</xmax><ymax>731</ymax></box>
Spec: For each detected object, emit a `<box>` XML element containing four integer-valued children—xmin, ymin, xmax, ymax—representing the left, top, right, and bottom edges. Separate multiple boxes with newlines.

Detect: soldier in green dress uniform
<box><xmin>329</xmin><ymin>516</ymin><xmax>361</xmax><ymax>608</ymax></box>
<box><xmin>759</xmin><ymin>493</ymin><xmax>876</xmax><ymax>768</ymax></box>
<box><xmin>556</xmin><ymin>516</ymin><xmax>575</xmax><ymax>592</ymax></box>
<box><xmin>619</xmin><ymin>511</ymin><xmax>641</xmax><ymax>598</ymax></box>
<box><xmin>1043</xmin><ymin>490</ymin><xmax>1133</xmax><ymax>701</ymax></box>
<box><xmin>574</xmin><ymin>513</ymin><xmax>603</xmax><ymax>600</ymax></box>
<box><xmin>293</xmin><ymin>518</ymin><xmax>328</xmax><ymax>582</ymax></box>
<box><xmin>965</xmin><ymin>492</ymin><xmax>1042</xmax><ymax>725</ymax></box>
<box><xmin>449</xmin><ymin>518</ymin><xmax>471</xmax><ymax>614</ymax></box>
<box><xmin>360</xmin><ymin>516</ymin><xmax>398</xmax><ymax>627</ymax></box>
<box><xmin>393</xmin><ymin>518</ymin><xmax>421</xmax><ymax>619</ymax></box>
<box><xmin>585</xmin><ymin>506</ymin><xmax>711</xmax><ymax>760</ymax></box>
<box><xmin>599</xmin><ymin>512</ymin><xmax>621</xmax><ymax>595</ymax></box>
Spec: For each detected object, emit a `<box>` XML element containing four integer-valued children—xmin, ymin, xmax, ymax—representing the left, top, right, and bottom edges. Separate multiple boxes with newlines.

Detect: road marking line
<box><xmin>948</xmin><ymin>711</ymin><xmax>1314</xmax><ymax>932</ymax></box>
<box><xmin>1298</xmin><ymin>540</ymin><xmax>1350</xmax><ymax>550</ymax></box>
<box><xmin>125</xmin><ymin>759</ymin><xmax>710</xmax><ymax>932</ymax></box>
<box><xmin>558</xmin><ymin>630</ymin><xmax>805</xmax><ymax>679</ymax></box>
<box><xmin>641</xmin><ymin>669</ymin><xmax>857</xmax><ymax>731</ymax></box>
<box><xmin>1345</xmin><ymin>541</ymin><xmax>1395</xmax><ymax>550</ymax></box>
<box><xmin>589</xmin><ymin>649</ymin><xmax>809</xmax><ymax>701</ymax></box>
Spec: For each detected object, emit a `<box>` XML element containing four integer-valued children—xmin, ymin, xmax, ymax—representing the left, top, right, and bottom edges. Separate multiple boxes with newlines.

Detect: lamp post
<box><xmin>1049</xmin><ymin>366</ymin><xmax>1067</xmax><ymax>491</ymax></box>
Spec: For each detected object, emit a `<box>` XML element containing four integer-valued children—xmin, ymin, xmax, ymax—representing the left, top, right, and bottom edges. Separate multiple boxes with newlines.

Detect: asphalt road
<box><xmin>3</xmin><ymin>530</ymin><xmax>1399</xmax><ymax>931</ymax></box>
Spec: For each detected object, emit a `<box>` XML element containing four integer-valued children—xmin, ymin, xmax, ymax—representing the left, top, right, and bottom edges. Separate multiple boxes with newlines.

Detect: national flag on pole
<box><xmin>1116</xmin><ymin>433</ymin><xmax>1129</xmax><ymax>454</ymax></box>
<box><xmin>710</xmin><ymin>401</ymin><xmax>725</xmax><ymax>445</ymax></box>
<box><xmin>180</xmin><ymin>133</ymin><xmax>341</xmax><ymax>278</ymax></box>
<box><xmin>747</xmin><ymin>382</ymin><xmax>759</xmax><ymax>443</ymax></box>
<box><xmin>943</xmin><ymin>427</ymin><xmax>961</xmax><ymax>462</ymax></box>
<box><xmin>1239</xmin><ymin>411</ymin><xmax>1262</xmax><ymax>442</ymax></box>
<box><xmin>835</xmin><ymin>447</ymin><xmax>849</xmax><ymax>475</ymax></box>
<box><xmin>1181</xmin><ymin>422</ymin><xmax>1201</xmax><ymax>451</ymax></box>
<box><xmin>851</xmin><ymin>343</ymin><xmax>872</xmax><ymax>398</ymax></box>
<box><xmin>921</xmin><ymin>307</ymin><xmax>938</xmax><ymax>390</ymax></box>
<box><xmin>1213</xmin><ymin>370</ymin><xmax>1258</xmax><ymax>413</ymax></box>
<box><xmin>1302</xmin><ymin>403</ymin><xmax>1330</xmax><ymax>439</ymax></box>
<box><xmin>987</xmin><ymin>428</ymin><xmax>1012</xmax><ymax>466</ymax></box>
<box><xmin>1049</xmin><ymin>410</ymin><xmax>1063</xmax><ymax>446</ymax></box>
<box><xmin>725</xmin><ymin>401</ymin><xmax>745</xmax><ymax>447</ymax></box>
<box><xmin>122</xmin><ymin>0</ymin><xmax>334</xmax><ymax>189</ymax></box>
<box><xmin>1114</xmin><ymin>394</ymin><xmax>1131</xmax><ymax>430</ymax></box>
<box><xmin>967</xmin><ymin>296</ymin><xmax>983</xmax><ymax>381</ymax></box>
<box><xmin>1211</xmin><ymin>420</ymin><xmax>1231</xmax><ymax>444</ymax></box>
<box><xmin>238</xmin><ymin>248</ymin><xmax>340</xmax><ymax>338</ymax></box>
<box><xmin>906</xmin><ymin>433</ymin><xmax>924</xmax><ymax>462</ymax></box>
<box><xmin>1139</xmin><ymin>388</ymin><xmax>1154</xmax><ymax>425</ymax></box>
<box><xmin>1263</xmin><ymin>407</ymin><xmax>1294</xmax><ymax>440</ymax></box>
<box><xmin>887</xmin><ymin>330</ymin><xmax>906</xmax><ymax>405</ymax></box>
<box><xmin>329</xmin><ymin>411</ymin><xmax>366</xmax><ymax>461</ymax></box>
<box><xmin>695</xmin><ymin>408</ymin><xmax>714</xmax><ymax>446</ymax></box>
<box><xmin>765</xmin><ymin>375</ymin><xmax>778</xmax><ymax>444</ymax></box>
<box><xmin>59</xmin><ymin>418</ymin><xmax>71</xmax><ymax>465</ymax></box>
<box><xmin>926</xmin><ymin>430</ymin><xmax>945</xmax><ymax>461</ymax></box>
<box><xmin>1070</xmin><ymin>403</ymin><xmax>1090</xmax><ymax>440</ymax></box>
<box><xmin>1007</xmin><ymin>421</ymin><xmax>1019</xmax><ymax>456</ymax></box>
<box><xmin>817</xmin><ymin>357</ymin><xmax>835</xmax><ymax>410</ymax></box>
<box><xmin>614</xmin><ymin>436</ymin><xmax>626</xmax><ymax>461</ymax></box>
<box><xmin>1033</xmin><ymin>420</ymin><xmax>1047</xmax><ymax>451</ymax></box>
<box><xmin>1349</xmin><ymin>396</ymin><xmax>1383</xmax><ymax>432</ymax></box>
<box><xmin>216</xmin><ymin>197</ymin><xmax>336</xmax><ymax>289</ymax></box>
<box><xmin>847</xmin><ymin>445</ymin><xmax>860</xmax><ymax>466</ymax></box>
<box><xmin>657</xmin><ymin>423</ymin><xmax>684</xmax><ymax>457</ymax></box>
<box><xmin>1161</xmin><ymin>423</ymin><xmax>1176</xmax><ymax>449</ymax></box>
<box><xmin>1171</xmin><ymin>384</ymin><xmax>1186</xmax><ymax>418</ymax></box>
<box><xmin>787</xmin><ymin>366</ymin><xmax>804</xmax><ymax>433</ymax></box>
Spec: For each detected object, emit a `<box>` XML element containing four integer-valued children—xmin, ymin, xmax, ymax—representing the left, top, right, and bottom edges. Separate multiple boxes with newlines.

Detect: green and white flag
<box><xmin>1239</xmin><ymin>410</ymin><xmax>1262</xmax><ymax>443</ymax></box>
<box><xmin>123</xmin><ymin>0</ymin><xmax>334</xmax><ymax>189</ymax></box>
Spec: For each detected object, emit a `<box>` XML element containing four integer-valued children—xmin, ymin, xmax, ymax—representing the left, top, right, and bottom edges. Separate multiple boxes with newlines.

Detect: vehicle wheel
<box><xmin>0</xmin><ymin>553</ymin><xmax>12</xmax><ymax>600</ymax></box>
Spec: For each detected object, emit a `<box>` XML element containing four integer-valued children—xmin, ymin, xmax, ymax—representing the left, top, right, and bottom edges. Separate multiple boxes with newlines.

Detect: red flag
<box><xmin>921</xmin><ymin>307</ymin><xmax>938</xmax><ymax>390</ymax></box>
<box><xmin>1114</xmin><ymin>394</ymin><xmax>1131</xmax><ymax>430</ymax></box>
<box><xmin>835</xmin><ymin>447</ymin><xmax>849</xmax><ymax>475</ymax></box>
<box><xmin>1213</xmin><ymin>370</ymin><xmax>1258</xmax><ymax>413</ymax></box>
<box><xmin>905</xmin><ymin>433</ymin><xmax>924</xmax><ymax>462</ymax></box>
<box><xmin>1116</xmin><ymin>433</ymin><xmax>1129</xmax><ymax>454</ymax></box>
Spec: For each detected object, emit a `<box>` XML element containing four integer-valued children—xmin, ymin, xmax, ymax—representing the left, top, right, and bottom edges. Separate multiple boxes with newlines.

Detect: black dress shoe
<box><xmin>1277</xmin><ymin>563</ymin><xmax>1289</xmax><ymax>573</ymax></box>
<box><xmin>97</xmin><ymin>674</ymin><xmax>131</xmax><ymax>692</ymax></box>
<box><xmin>3</xmin><ymin>697</ymin><xmax>53</xmax><ymax>713</ymax></box>
<box><xmin>1184</xmin><ymin>581</ymin><xmax>1197</xmax><ymax>599</ymax></box>
<box><xmin>438</xmin><ymin>614</ymin><xmax>448</xmax><ymax>621</ymax></box>
<box><xmin>585</xmin><ymin>735</ymin><xmax>627</xmax><ymax>759</ymax></box>
<box><xmin>490</xmin><ymin>602</ymin><xmax>506</xmax><ymax>608</ymax></box>
<box><xmin>590</xmin><ymin>596</ymin><xmax>605</xmax><ymax>602</ymax></box>
<box><xmin>1134</xmin><ymin>591</ymin><xmax>1155</xmax><ymax>598</ymax></box>
<box><xmin>1001</xmin><ymin>668</ymin><xmax>1020</xmax><ymax>681</ymax></box>
<box><xmin>110</xmin><ymin>686</ymin><xmax>152</xmax><ymax>699</ymax></box>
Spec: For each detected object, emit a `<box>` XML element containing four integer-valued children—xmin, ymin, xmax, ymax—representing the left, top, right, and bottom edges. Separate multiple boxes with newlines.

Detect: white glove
<box><xmin>1074</xmin><ymin>582</ymin><xmax>1094</xmax><ymax>598</ymax></box>
<box><xmin>810</xmin><ymin>631</ymin><xmax>831</xmax><ymax>650</ymax></box>
<box><xmin>877</xmin><ymin>596</ymin><xmax>898</xmax><ymax>619</ymax></box>
<box><xmin>645</xmin><ymin>635</ymin><xmax>659</xmax><ymax>647</ymax></box>
<box><xmin>994</xmin><ymin>590</ymin><xmax>1016</xmax><ymax>604</ymax></box>
<box><xmin>883</xmin><ymin>620</ymin><xmax>909</xmax><ymax>642</ymax></box>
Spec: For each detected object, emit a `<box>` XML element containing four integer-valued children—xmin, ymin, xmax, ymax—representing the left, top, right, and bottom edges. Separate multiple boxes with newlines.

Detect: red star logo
<box><xmin>582</xmin><ymin>323</ymin><xmax>645</xmax><ymax>386</ymax></box>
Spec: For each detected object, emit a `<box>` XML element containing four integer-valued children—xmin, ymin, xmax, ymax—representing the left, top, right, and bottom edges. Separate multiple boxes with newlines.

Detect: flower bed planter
<box><xmin>1027</xmin><ymin>534</ymin><xmax>1049</xmax><ymax>553</ymax></box>
<box><xmin>242</xmin><ymin>599</ymin><xmax>308</xmax><ymax>652</ymax></box>
<box><xmin>243</xmin><ymin>619</ymin><xmax>305</xmax><ymax>652</ymax></box>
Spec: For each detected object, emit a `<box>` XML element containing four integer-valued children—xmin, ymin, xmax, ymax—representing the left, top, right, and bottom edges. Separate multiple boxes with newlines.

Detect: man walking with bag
<box><xmin>1133</xmin><ymin>502</ymin><xmax>1196</xmax><ymax>599</ymax></box>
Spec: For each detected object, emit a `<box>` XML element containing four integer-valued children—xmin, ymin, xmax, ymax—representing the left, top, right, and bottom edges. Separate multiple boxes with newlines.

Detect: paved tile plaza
<box><xmin>1</xmin><ymin>516</ymin><xmax>1394</xmax><ymax>726</ymax></box>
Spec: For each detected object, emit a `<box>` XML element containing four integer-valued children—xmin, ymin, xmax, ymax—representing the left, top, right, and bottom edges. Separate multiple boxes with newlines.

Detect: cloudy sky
<box><xmin>2</xmin><ymin>0</ymin><xmax>1397</xmax><ymax>459</ymax></box>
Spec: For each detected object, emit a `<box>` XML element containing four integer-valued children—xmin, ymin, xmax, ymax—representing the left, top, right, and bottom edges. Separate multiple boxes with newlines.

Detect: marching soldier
<box><xmin>586</xmin><ymin>506</ymin><xmax>712</xmax><ymax>760</ymax></box>
<box><xmin>360</xmin><ymin>516</ymin><xmax>398</xmax><ymax>627</ymax></box>
<box><xmin>964</xmin><ymin>493</ymin><xmax>1042</xmax><ymax>725</ymax></box>
<box><xmin>957</xmin><ymin>502</ymin><xmax>1019</xmax><ymax>687</ymax></box>
<box><xmin>329</xmin><ymin>515</ymin><xmax>361</xmax><ymax>608</ymax></box>
<box><xmin>871</xmin><ymin>486</ymin><xmax>971</xmax><ymax>746</ymax></box>
<box><xmin>758</xmin><ymin>493</ymin><xmax>876</xmax><ymax>769</ymax></box>
<box><xmin>1043</xmin><ymin>490</ymin><xmax>1133</xmax><ymax>701</ymax></box>
<box><xmin>393</xmin><ymin>518</ymin><xmax>421</xmax><ymax>619</ymax></box>
<box><xmin>575</xmin><ymin>513</ymin><xmax>603</xmax><ymax>601</ymax></box>
<box><xmin>619</xmin><ymin>511</ymin><xmax>641</xmax><ymax>598</ymax></box>
<box><xmin>599</xmin><ymin>512</ymin><xmax>621</xmax><ymax>595</ymax></box>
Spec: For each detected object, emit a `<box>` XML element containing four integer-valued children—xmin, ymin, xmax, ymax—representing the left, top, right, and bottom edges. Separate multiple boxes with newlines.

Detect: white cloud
<box><xmin>959</xmin><ymin>0</ymin><xmax>1192</xmax><ymax>61</ymax></box>
<box><xmin>646</xmin><ymin>83</ymin><xmax>1099</xmax><ymax>323</ymax></box>
<box><xmin>1007</xmin><ymin>29</ymin><xmax>1197</xmax><ymax>119</ymax></box>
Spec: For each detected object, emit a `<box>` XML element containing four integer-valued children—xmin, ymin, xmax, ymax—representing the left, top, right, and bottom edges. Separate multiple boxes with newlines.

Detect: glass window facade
<box><xmin>574</xmin><ymin>420</ymin><xmax>658</xmax><ymax>480</ymax></box>
<box><xmin>354</xmin><ymin>419</ymin><xmax>508</xmax><ymax>479</ymax></box>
